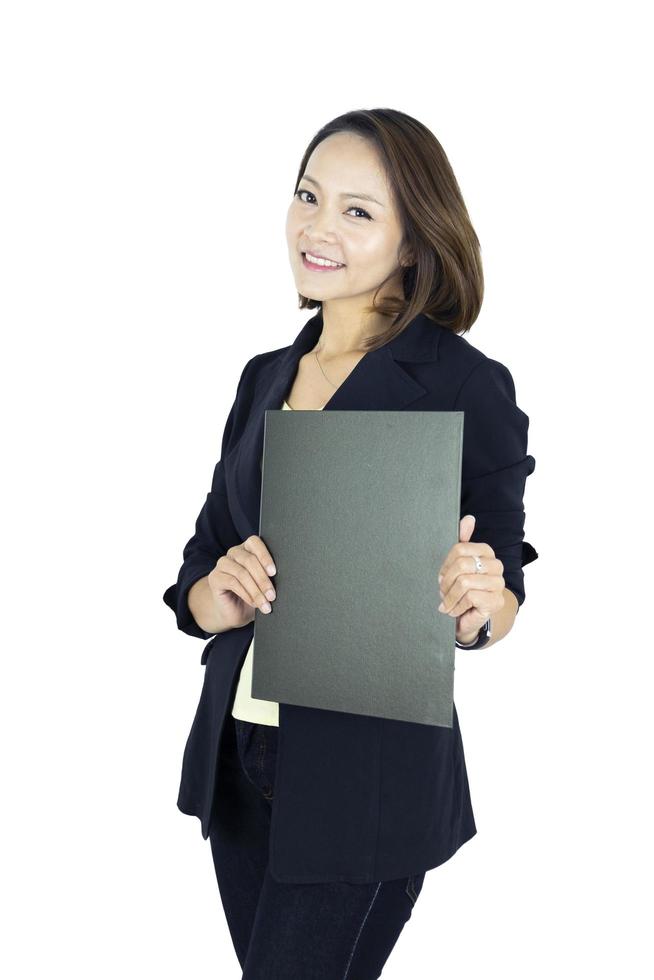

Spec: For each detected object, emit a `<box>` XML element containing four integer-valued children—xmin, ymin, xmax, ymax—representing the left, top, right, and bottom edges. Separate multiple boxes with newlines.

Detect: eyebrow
<box><xmin>300</xmin><ymin>174</ymin><xmax>385</xmax><ymax>208</ymax></box>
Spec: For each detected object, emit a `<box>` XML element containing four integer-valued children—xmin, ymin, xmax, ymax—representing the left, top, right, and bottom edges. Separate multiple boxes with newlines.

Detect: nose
<box><xmin>305</xmin><ymin>212</ymin><xmax>338</xmax><ymax>243</ymax></box>
<box><xmin>306</xmin><ymin>239</ymin><xmax>334</xmax><ymax>254</ymax></box>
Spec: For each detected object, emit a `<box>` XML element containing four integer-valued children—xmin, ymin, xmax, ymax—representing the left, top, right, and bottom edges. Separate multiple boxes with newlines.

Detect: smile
<box><xmin>302</xmin><ymin>252</ymin><xmax>346</xmax><ymax>271</ymax></box>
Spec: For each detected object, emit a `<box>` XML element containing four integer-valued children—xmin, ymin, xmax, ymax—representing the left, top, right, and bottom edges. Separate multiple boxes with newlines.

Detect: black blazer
<box><xmin>163</xmin><ymin>309</ymin><xmax>538</xmax><ymax>884</ymax></box>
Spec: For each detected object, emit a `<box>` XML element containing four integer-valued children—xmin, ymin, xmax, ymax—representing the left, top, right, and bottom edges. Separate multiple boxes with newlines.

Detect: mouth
<box><xmin>301</xmin><ymin>251</ymin><xmax>346</xmax><ymax>272</ymax></box>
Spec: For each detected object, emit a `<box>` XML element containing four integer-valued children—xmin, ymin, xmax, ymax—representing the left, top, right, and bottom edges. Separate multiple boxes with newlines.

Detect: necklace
<box><xmin>313</xmin><ymin>345</ymin><xmax>339</xmax><ymax>389</ymax></box>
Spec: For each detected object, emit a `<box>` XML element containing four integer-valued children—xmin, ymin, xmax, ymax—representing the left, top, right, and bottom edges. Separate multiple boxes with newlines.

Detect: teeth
<box><xmin>305</xmin><ymin>252</ymin><xmax>344</xmax><ymax>268</ymax></box>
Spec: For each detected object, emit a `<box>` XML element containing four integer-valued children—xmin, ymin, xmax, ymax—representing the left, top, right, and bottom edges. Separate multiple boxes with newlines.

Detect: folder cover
<box><xmin>251</xmin><ymin>410</ymin><xmax>464</xmax><ymax>727</ymax></box>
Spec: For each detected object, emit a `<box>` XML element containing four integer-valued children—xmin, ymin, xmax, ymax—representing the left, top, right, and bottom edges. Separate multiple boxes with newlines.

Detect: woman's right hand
<box><xmin>207</xmin><ymin>535</ymin><xmax>277</xmax><ymax>631</ymax></box>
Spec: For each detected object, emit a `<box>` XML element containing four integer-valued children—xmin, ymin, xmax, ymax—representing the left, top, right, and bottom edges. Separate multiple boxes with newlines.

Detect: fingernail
<box><xmin>261</xmin><ymin>601</ymin><xmax>272</xmax><ymax>613</ymax></box>
<box><xmin>438</xmin><ymin>602</ymin><xmax>445</xmax><ymax>612</ymax></box>
<box><xmin>265</xmin><ymin>589</ymin><xmax>276</xmax><ymax>601</ymax></box>
<box><xmin>266</xmin><ymin>564</ymin><xmax>276</xmax><ymax>575</ymax></box>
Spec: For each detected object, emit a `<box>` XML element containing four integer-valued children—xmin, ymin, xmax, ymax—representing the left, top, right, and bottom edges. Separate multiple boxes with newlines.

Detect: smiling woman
<box><xmin>286</xmin><ymin>129</ymin><xmax>417</xmax><ymax>358</ymax></box>
<box><xmin>285</xmin><ymin>110</ymin><xmax>485</xmax><ymax>361</ymax></box>
<box><xmin>164</xmin><ymin>107</ymin><xmax>538</xmax><ymax>978</ymax></box>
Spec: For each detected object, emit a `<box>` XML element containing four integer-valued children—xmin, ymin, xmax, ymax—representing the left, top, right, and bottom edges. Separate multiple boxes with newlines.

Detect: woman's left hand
<box><xmin>438</xmin><ymin>514</ymin><xmax>506</xmax><ymax>644</ymax></box>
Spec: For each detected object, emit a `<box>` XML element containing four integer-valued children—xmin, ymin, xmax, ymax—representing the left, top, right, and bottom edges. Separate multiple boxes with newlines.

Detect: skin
<box><xmin>440</xmin><ymin>515</ymin><xmax>519</xmax><ymax>649</ymax></box>
<box><xmin>191</xmin><ymin>131</ymin><xmax>518</xmax><ymax>648</ymax></box>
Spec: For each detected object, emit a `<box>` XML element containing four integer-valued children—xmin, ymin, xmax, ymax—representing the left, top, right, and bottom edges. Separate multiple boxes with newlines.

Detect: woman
<box><xmin>163</xmin><ymin>108</ymin><xmax>538</xmax><ymax>978</ymax></box>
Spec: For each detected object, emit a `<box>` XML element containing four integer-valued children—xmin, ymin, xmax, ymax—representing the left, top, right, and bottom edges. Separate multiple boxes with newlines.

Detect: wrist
<box><xmin>456</xmin><ymin>616</ymin><xmax>493</xmax><ymax>650</ymax></box>
<box><xmin>189</xmin><ymin>575</ymin><xmax>228</xmax><ymax>634</ymax></box>
<box><xmin>456</xmin><ymin>628</ymin><xmax>481</xmax><ymax>646</ymax></box>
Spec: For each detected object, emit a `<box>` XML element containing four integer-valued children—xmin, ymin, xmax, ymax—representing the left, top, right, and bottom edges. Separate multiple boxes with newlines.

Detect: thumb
<box><xmin>459</xmin><ymin>514</ymin><xmax>476</xmax><ymax>542</ymax></box>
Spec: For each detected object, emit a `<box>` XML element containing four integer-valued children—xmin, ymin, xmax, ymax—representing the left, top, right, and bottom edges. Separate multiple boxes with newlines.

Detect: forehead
<box><xmin>304</xmin><ymin>134</ymin><xmax>389</xmax><ymax>201</ymax></box>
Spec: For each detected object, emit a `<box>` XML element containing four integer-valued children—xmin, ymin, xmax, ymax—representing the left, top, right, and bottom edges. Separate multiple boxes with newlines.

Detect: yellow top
<box><xmin>231</xmin><ymin>397</ymin><xmax>324</xmax><ymax>725</ymax></box>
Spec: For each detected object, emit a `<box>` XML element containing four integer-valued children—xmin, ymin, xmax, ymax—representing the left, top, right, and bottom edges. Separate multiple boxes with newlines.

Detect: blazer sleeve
<box><xmin>454</xmin><ymin>357</ymin><xmax>538</xmax><ymax>609</ymax></box>
<box><xmin>162</xmin><ymin>356</ymin><xmax>256</xmax><ymax>639</ymax></box>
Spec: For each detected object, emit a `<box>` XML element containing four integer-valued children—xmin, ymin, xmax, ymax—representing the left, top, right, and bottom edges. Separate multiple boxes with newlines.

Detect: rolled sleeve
<box><xmin>162</xmin><ymin>357</ymin><xmax>255</xmax><ymax>639</ymax></box>
<box><xmin>162</xmin><ymin>472</ymin><xmax>232</xmax><ymax>640</ymax></box>
<box><xmin>454</xmin><ymin>357</ymin><xmax>538</xmax><ymax>608</ymax></box>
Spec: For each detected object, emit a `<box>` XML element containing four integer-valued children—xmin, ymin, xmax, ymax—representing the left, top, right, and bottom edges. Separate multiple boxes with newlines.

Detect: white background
<box><xmin>2</xmin><ymin>1</ymin><xmax>651</xmax><ymax>977</ymax></box>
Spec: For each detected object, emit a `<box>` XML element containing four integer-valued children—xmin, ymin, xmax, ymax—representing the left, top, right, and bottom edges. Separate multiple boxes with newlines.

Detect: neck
<box><xmin>315</xmin><ymin>302</ymin><xmax>390</xmax><ymax>358</ymax></box>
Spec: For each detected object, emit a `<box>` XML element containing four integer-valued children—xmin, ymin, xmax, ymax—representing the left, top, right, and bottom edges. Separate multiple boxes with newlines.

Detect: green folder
<box><xmin>252</xmin><ymin>410</ymin><xmax>464</xmax><ymax>728</ymax></box>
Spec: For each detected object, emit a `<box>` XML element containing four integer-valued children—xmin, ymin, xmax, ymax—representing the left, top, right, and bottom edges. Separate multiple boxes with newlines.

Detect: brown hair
<box><xmin>293</xmin><ymin>108</ymin><xmax>484</xmax><ymax>351</ymax></box>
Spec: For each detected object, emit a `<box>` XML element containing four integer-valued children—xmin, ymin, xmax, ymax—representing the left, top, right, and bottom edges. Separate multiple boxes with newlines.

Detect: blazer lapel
<box><xmin>226</xmin><ymin>309</ymin><xmax>444</xmax><ymax>540</ymax></box>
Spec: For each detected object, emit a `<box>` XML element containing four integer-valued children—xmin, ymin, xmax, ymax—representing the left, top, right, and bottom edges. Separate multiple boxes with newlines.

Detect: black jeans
<box><xmin>208</xmin><ymin>714</ymin><xmax>427</xmax><ymax>979</ymax></box>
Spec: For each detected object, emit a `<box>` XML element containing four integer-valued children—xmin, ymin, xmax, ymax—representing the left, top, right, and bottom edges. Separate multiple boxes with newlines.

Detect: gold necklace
<box><xmin>313</xmin><ymin>346</ymin><xmax>339</xmax><ymax>389</ymax></box>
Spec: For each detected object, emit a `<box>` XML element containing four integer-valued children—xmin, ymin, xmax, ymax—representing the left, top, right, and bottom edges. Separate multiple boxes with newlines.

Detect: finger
<box><xmin>438</xmin><ymin>540</ymin><xmax>496</xmax><ymax>585</ymax></box>
<box><xmin>244</xmin><ymin>534</ymin><xmax>277</xmax><ymax>576</ymax></box>
<box><xmin>214</xmin><ymin>555</ymin><xmax>274</xmax><ymax>613</ymax></box>
<box><xmin>210</xmin><ymin>567</ymin><xmax>259</xmax><ymax>610</ymax></box>
<box><xmin>446</xmin><ymin>587</ymin><xmax>505</xmax><ymax>621</ymax></box>
<box><xmin>440</xmin><ymin>554</ymin><xmax>503</xmax><ymax>599</ymax></box>
<box><xmin>228</xmin><ymin>542</ymin><xmax>277</xmax><ymax>600</ymax></box>
<box><xmin>439</xmin><ymin>590</ymin><xmax>475</xmax><ymax>620</ymax></box>
<box><xmin>439</xmin><ymin>575</ymin><xmax>505</xmax><ymax>617</ymax></box>
<box><xmin>459</xmin><ymin>514</ymin><xmax>476</xmax><ymax>542</ymax></box>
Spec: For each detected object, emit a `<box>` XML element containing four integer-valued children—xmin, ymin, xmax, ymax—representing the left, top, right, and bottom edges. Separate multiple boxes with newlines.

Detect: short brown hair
<box><xmin>293</xmin><ymin>108</ymin><xmax>484</xmax><ymax>351</ymax></box>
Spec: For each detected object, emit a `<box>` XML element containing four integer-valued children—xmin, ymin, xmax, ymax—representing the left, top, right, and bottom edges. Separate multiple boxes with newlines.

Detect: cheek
<box><xmin>286</xmin><ymin>204</ymin><xmax>306</xmax><ymax>236</ymax></box>
<box><xmin>353</xmin><ymin>232</ymin><xmax>400</xmax><ymax>274</ymax></box>
<box><xmin>285</xmin><ymin>209</ymin><xmax>298</xmax><ymax>238</ymax></box>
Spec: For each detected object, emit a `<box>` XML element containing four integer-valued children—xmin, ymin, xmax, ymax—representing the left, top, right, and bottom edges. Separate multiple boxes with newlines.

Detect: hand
<box><xmin>438</xmin><ymin>515</ymin><xmax>506</xmax><ymax>644</ymax></box>
<box><xmin>207</xmin><ymin>535</ymin><xmax>277</xmax><ymax>631</ymax></box>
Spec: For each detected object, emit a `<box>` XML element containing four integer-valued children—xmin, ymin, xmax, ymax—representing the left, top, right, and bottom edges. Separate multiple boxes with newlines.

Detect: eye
<box><xmin>346</xmin><ymin>205</ymin><xmax>372</xmax><ymax>220</ymax></box>
<box><xmin>295</xmin><ymin>189</ymin><xmax>372</xmax><ymax>221</ymax></box>
<box><xmin>296</xmin><ymin>188</ymin><xmax>316</xmax><ymax>205</ymax></box>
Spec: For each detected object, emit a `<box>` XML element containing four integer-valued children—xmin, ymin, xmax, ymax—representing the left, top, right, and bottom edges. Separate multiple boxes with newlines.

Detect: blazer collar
<box><xmin>227</xmin><ymin>309</ymin><xmax>444</xmax><ymax>540</ymax></box>
<box><xmin>283</xmin><ymin>306</ymin><xmax>442</xmax><ymax>366</ymax></box>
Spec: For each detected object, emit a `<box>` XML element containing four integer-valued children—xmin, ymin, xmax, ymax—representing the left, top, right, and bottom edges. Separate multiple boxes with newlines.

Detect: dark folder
<box><xmin>251</xmin><ymin>410</ymin><xmax>464</xmax><ymax>727</ymax></box>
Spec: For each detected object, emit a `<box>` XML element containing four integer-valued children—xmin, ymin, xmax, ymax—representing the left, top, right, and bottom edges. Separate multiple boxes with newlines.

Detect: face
<box><xmin>286</xmin><ymin>132</ymin><xmax>408</xmax><ymax>311</ymax></box>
